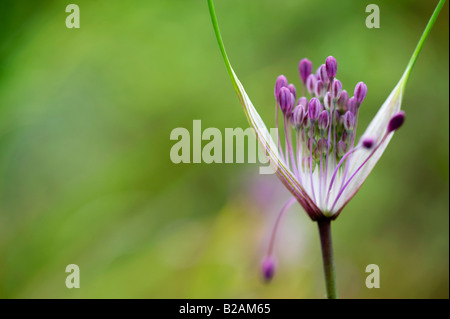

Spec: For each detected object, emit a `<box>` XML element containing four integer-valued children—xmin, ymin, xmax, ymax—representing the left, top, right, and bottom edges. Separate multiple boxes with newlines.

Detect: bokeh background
<box><xmin>0</xmin><ymin>0</ymin><xmax>448</xmax><ymax>298</ymax></box>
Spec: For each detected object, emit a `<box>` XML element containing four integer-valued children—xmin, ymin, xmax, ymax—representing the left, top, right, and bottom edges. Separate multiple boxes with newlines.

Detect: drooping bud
<box><xmin>298</xmin><ymin>58</ymin><xmax>313</xmax><ymax>84</ymax></box>
<box><xmin>343</xmin><ymin>111</ymin><xmax>355</xmax><ymax>131</ymax></box>
<box><xmin>261</xmin><ymin>256</ymin><xmax>276</xmax><ymax>281</ymax></box>
<box><xmin>337</xmin><ymin>90</ymin><xmax>349</xmax><ymax>109</ymax></box>
<box><xmin>278</xmin><ymin>87</ymin><xmax>295</xmax><ymax>115</ymax></box>
<box><xmin>362</xmin><ymin>137</ymin><xmax>375</xmax><ymax>149</ymax></box>
<box><xmin>292</xmin><ymin>104</ymin><xmax>306</xmax><ymax>127</ymax></box>
<box><xmin>387</xmin><ymin>111</ymin><xmax>405</xmax><ymax>133</ymax></box>
<box><xmin>308</xmin><ymin>98</ymin><xmax>321</xmax><ymax>121</ymax></box>
<box><xmin>319</xmin><ymin>64</ymin><xmax>329</xmax><ymax>83</ymax></box>
<box><xmin>318</xmin><ymin>110</ymin><xmax>330</xmax><ymax>131</ymax></box>
<box><xmin>274</xmin><ymin>75</ymin><xmax>288</xmax><ymax>98</ymax></box>
<box><xmin>287</xmin><ymin>84</ymin><xmax>297</xmax><ymax>100</ymax></box>
<box><xmin>337</xmin><ymin>140</ymin><xmax>347</xmax><ymax>157</ymax></box>
<box><xmin>354</xmin><ymin>82</ymin><xmax>367</xmax><ymax>104</ymax></box>
<box><xmin>332</xmin><ymin>79</ymin><xmax>342</xmax><ymax>100</ymax></box>
<box><xmin>323</xmin><ymin>92</ymin><xmax>332</xmax><ymax>110</ymax></box>
<box><xmin>297</xmin><ymin>96</ymin><xmax>308</xmax><ymax>108</ymax></box>
<box><xmin>314</xmin><ymin>80</ymin><xmax>325</xmax><ymax>98</ymax></box>
<box><xmin>306</xmin><ymin>74</ymin><xmax>316</xmax><ymax>95</ymax></box>
<box><xmin>347</xmin><ymin>97</ymin><xmax>357</xmax><ymax>115</ymax></box>
<box><xmin>325</xmin><ymin>56</ymin><xmax>337</xmax><ymax>79</ymax></box>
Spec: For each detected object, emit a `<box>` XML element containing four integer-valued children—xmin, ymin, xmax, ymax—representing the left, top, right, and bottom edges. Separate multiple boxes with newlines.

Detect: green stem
<box><xmin>207</xmin><ymin>0</ymin><xmax>234</xmax><ymax>84</ymax></box>
<box><xmin>318</xmin><ymin>219</ymin><xmax>337</xmax><ymax>299</ymax></box>
<box><xmin>401</xmin><ymin>0</ymin><xmax>446</xmax><ymax>88</ymax></box>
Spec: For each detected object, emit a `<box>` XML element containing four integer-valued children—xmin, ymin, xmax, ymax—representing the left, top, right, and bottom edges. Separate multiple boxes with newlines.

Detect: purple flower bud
<box><xmin>337</xmin><ymin>140</ymin><xmax>347</xmax><ymax>157</ymax></box>
<box><xmin>337</xmin><ymin>90</ymin><xmax>349</xmax><ymax>109</ymax></box>
<box><xmin>274</xmin><ymin>75</ymin><xmax>288</xmax><ymax>98</ymax></box>
<box><xmin>343</xmin><ymin>111</ymin><xmax>355</xmax><ymax>131</ymax></box>
<box><xmin>341</xmin><ymin>129</ymin><xmax>348</xmax><ymax>142</ymax></box>
<box><xmin>297</xmin><ymin>96</ymin><xmax>308</xmax><ymax>108</ymax></box>
<box><xmin>278</xmin><ymin>87</ymin><xmax>295</xmax><ymax>115</ymax></box>
<box><xmin>317</xmin><ymin>138</ymin><xmax>329</xmax><ymax>153</ymax></box>
<box><xmin>315</xmin><ymin>66</ymin><xmax>321</xmax><ymax>78</ymax></box>
<box><xmin>362</xmin><ymin>137</ymin><xmax>375</xmax><ymax>149</ymax></box>
<box><xmin>324</xmin><ymin>92</ymin><xmax>332</xmax><ymax>110</ymax></box>
<box><xmin>302</xmin><ymin>114</ymin><xmax>310</xmax><ymax>128</ymax></box>
<box><xmin>347</xmin><ymin>97</ymin><xmax>357</xmax><ymax>115</ymax></box>
<box><xmin>354</xmin><ymin>82</ymin><xmax>367</xmax><ymax>104</ymax></box>
<box><xmin>308</xmin><ymin>98</ymin><xmax>321</xmax><ymax>121</ymax></box>
<box><xmin>261</xmin><ymin>256</ymin><xmax>276</xmax><ymax>281</ymax></box>
<box><xmin>307</xmin><ymin>137</ymin><xmax>317</xmax><ymax>151</ymax></box>
<box><xmin>292</xmin><ymin>104</ymin><xmax>306</xmax><ymax>127</ymax></box>
<box><xmin>298</xmin><ymin>58</ymin><xmax>313</xmax><ymax>84</ymax></box>
<box><xmin>333</xmin><ymin>109</ymin><xmax>340</xmax><ymax>123</ymax></box>
<box><xmin>332</xmin><ymin>79</ymin><xmax>342</xmax><ymax>100</ymax></box>
<box><xmin>318</xmin><ymin>110</ymin><xmax>330</xmax><ymax>131</ymax></box>
<box><xmin>387</xmin><ymin>111</ymin><xmax>405</xmax><ymax>133</ymax></box>
<box><xmin>306</xmin><ymin>74</ymin><xmax>316</xmax><ymax>95</ymax></box>
<box><xmin>287</xmin><ymin>83</ymin><xmax>297</xmax><ymax>100</ymax></box>
<box><xmin>325</xmin><ymin>56</ymin><xmax>337</xmax><ymax>79</ymax></box>
<box><xmin>319</xmin><ymin>64</ymin><xmax>329</xmax><ymax>83</ymax></box>
<box><xmin>314</xmin><ymin>80</ymin><xmax>325</xmax><ymax>98</ymax></box>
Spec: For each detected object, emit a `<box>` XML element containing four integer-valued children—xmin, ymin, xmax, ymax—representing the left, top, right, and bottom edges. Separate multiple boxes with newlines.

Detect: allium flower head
<box><xmin>207</xmin><ymin>0</ymin><xmax>444</xmax><ymax>288</ymax></box>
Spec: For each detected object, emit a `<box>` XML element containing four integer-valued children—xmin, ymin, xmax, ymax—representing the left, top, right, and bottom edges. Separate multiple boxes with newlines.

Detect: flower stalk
<box><xmin>317</xmin><ymin>218</ymin><xmax>337</xmax><ymax>299</ymax></box>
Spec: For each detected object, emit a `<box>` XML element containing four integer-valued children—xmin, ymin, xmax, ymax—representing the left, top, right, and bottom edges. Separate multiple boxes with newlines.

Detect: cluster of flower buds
<box><xmin>275</xmin><ymin>57</ymin><xmax>369</xmax><ymax>169</ymax></box>
<box><xmin>263</xmin><ymin>56</ymin><xmax>405</xmax><ymax>281</ymax></box>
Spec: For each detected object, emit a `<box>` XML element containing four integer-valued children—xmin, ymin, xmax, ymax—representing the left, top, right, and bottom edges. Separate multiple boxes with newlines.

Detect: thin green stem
<box><xmin>318</xmin><ymin>219</ymin><xmax>337</xmax><ymax>299</ymax></box>
<box><xmin>207</xmin><ymin>0</ymin><xmax>234</xmax><ymax>85</ymax></box>
<box><xmin>401</xmin><ymin>0</ymin><xmax>446</xmax><ymax>88</ymax></box>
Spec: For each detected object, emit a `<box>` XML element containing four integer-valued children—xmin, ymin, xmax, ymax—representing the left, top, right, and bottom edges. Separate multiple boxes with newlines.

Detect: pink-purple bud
<box><xmin>261</xmin><ymin>256</ymin><xmax>276</xmax><ymax>281</ymax></box>
<box><xmin>347</xmin><ymin>97</ymin><xmax>357</xmax><ymax>115</ymax></box>
<box><xmin>278</xmin><ymin>87</ymin><xmax>295</xmax><ymax>115</ymax></box>
<box><xmin>354</xmin><ymin>82</ymin><xmax>367</xmax><ymax>104</ymax></box>
<box><xmin>317</xmin><ymin>138</ymin><xmax>329</xmax><ymax>153</ymax></box>
<box><xmin>306</xmin><ymin>74</ymin><xmax>316</xmax><ymax>95</ymax></box>
<box><xmin>337</xmin><ymin>140</ymin><xmax>347</xmax><ymax>157</ymax></box>
<box><xmin>319</xmin><ymin>64</ymin><xmax>329</xmax><ymax>83</ymax></box>
<box><xmin>308</xmin><ymin>98</ymin><xmax>321</xmax><ymax>121</ymax></box>
<box><xmin>298</xmin><ymin>58</ymin><xmax>313</xmax><ymax>84</ymax></box>
<box><xmin>315</xmin><ymin>66</ymin><xmax>321</xmax><ymax>78</ymax></box>
<box><xmin>343</xmin><ymin>111</ymin><xmax>355</xmax><ymax>131</ymax></box>
<box><xmin>314</xmin><ymin>80</ymin><xmax>325</xmax><ymax>98</ymax></box>
<box><xmin>337</xmin><ymin>90</ymin><xmax>349</xmax><ymax>109</ymax></box>
<box><xmin>325</xmin><ymin>56</ymin><xmax>337</xmax><ymax>79</ymax></box>
<box><xmin>324</xmin><ymin>92</ymin><xmax>332</xmax><ymax>109</ymax></box>
<box><xmin>362</xmin><ymin>137</ymin><xmax>375</xmax><ymax>149</ymax></box>
<box><xmin>287</xmin><ymin>84</ymin><xmax>297</xmax><ymax>100</ymax></box>
<box><xmin>292</xmin><ymin>105</ymin><xmax>306</xmax><ymax>127</ymax></box>
<box><xmin>307</xmin><ymin>137</ymin><xmax>317</xmax><ymax>151</ymax></box>
<box><xmin>332</xmin><ymin>79</ymin><xmax>342</xmax><ymax>100</ymax></box>
<box><xmin>318</xmin><ymin>110</ymin><xmax>330</xmax><ymax>130</ymax></box>
<box><xmin>297</xmin><ymin>96</ymin><xmax>308</xmax><ymax>108</ymax></box>
<box><xmin>341</xmin><ymin>129</ymin><xmax>348</xmax><ymax>142</ymax></box>
<box><xmin>333</xmin><ymin>109</ymin><xmax>340</xmax><ymax>123</ymax></box>
<box><xmin>387</xmin><ymin>111</ymin><xmax>405</xmax><ymax>133</ymax></box>
<box><xmin>274</xmin><ymin>75</ymin><xmax>288</xmax><ymax>98</ymax></box>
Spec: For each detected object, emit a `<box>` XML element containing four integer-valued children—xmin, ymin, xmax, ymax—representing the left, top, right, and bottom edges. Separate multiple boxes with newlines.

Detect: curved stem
<box><xmin>401</xmin><ymin>0</ymin><xmax>446</xmax><ymax>89</ymax></box>
<box><xmin>318</xmin><ymin>219</ymin><xmax>337</xmax><ymax>299</ymax></box>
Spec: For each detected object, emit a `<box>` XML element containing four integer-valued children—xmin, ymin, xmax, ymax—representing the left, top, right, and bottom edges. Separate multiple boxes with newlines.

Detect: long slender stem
<box><xmin>317</xmin><ymin>219</ymin><xmax>337</xmax><ymax>299</ymax></box>
<box><xmin>401</xmin><ymin>0</ymin><xmax>446</xmax><ymax>88</ymax></box>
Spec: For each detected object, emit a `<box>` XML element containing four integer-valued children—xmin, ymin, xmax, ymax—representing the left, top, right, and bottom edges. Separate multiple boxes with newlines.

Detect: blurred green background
<box><xmin>0</xmin><ymin>0</ymin><xmax>448</xmax><ymax>298</ymax></box>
